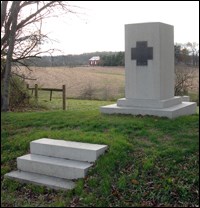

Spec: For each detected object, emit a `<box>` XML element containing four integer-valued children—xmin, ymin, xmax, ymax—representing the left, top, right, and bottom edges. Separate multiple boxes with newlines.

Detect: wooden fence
<box><xmin>27</xmin><ymin>84</ymin><xmax>66</xmax><ymax>110</ymax></box>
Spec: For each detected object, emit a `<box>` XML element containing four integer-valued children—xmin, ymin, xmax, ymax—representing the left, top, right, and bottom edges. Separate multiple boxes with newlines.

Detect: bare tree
<box><xmin>1</xmin><ymin>1</ymin><xmax>20</xmax><ymax>111</ymax></box>
<box><xmin>1</xmin><ymin>1</ymin><xmax>77</xmax><ymax>111</ymax></box>
<box><xmin>174</xmin><ymin>66</ymin><xmax>196</xmax><ymax>96</ymax></box>
<box><xmin>186</xmin><ymin>42</ymin><xmax>199</xmax><ymax>66</ymax></box>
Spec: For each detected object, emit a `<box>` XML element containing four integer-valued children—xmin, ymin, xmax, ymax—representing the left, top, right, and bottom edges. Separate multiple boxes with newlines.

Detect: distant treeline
<box><xmin>20</xmin><ymin>43</ymin><xmax>199</xmax><ymax>67</ymax></box>
<box><xmin>22</xmin><ymin>51</ymin><xmax>125</xmax><ymax>67</ymax></box>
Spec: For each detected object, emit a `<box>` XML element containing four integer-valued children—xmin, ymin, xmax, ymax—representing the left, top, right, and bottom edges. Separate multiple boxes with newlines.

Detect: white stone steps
<box><xmin>5</xmin><ymin>139</ymin><xmax>108</xmax><ymax>190</ymax></box>
<box><xmin>17</xmin><ymin>154</ymin><xmax>93</xmax><ymax>179</ymax></box>
<box><xmin>30</xmin><ymin>138</ymin><xmax>108</xmax><ymax>162</ymax></box>
<box><xmin>5</xmin><ymin>170</ymin><xmax>75</xmax><ymax>190</ymax></box>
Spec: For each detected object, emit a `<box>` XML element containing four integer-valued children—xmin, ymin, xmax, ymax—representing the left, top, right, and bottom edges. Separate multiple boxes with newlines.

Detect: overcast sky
<box><xmin>41</xmin><ymin>1</ymin><xmax>199</xmax><ymax>55</ymax></box>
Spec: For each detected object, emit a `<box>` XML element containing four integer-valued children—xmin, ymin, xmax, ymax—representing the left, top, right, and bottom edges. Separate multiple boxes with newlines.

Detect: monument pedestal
<box><xmin>100</xmin><ymin>22</ymin><xmax>196</xmax><ymax>119</ymax></box>
<box><xmin>100</xmin><ymin>101</ymin><xmax>196</xmax><ymax>119</ymax></box>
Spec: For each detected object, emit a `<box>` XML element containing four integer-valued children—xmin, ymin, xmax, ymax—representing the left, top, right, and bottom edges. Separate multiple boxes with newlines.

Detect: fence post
<box><xmin>26</xmin><ymin>84</ymin><xmax>29</xmax><ymax>104</ymax></box>
<box><xmin>62</xmin><ymin>85</ymin><xmax>66</xmax><ymax>110</ymax></box>
<box><xmin>50</xmin><ymin>90</ymin><xmax>52</xmax><ymax>101</ymax></box>
<box><xmin>35</xmin><ymin>84</ymin><xmax>38</xmax><ymax>101</ymax></box>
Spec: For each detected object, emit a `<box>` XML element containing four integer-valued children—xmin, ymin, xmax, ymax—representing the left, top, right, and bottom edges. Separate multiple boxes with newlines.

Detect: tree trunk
<box><xmin>2</xmin><ymin>1</ymin><xmax>20</xmax><ymax>111</ymax></box>
<box><xmin>1</xmin><ymin>1</ymin><xmax>8</xmax><ymax>31</ymax></box>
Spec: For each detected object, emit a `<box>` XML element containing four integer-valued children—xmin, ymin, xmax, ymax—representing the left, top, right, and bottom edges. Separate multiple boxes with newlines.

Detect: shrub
<box><xmin>8</xmin><ymin>75</ymin><xmax>30</xmax><ymax>110</ymax></box>
<box><xmin>79</xmin><ymin>83</ymin><xmax>97</xmax><ymax>100</ymax></box>
<box><xmin>174</xmin><ymin>66</ymin><xmax>196</xmax><ymax>96</ymax></box>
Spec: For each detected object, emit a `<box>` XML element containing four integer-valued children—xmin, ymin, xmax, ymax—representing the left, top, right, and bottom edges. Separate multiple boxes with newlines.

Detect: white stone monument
<box><xmin>100</xmin><ymin>22</ymin><xmax>196</xmax><ymax>119</ymax></box>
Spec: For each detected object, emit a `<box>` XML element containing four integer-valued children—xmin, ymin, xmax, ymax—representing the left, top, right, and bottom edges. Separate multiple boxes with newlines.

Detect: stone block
<box><xmin>17</xmin><ymin>154</ymin><xmax>93</xmax><ymax>179</ymax></box>
<box><xmin>101</xmin><ymin>102</ymin><xmax>197</xmax><ymax>119</ymax></box>
<box><xmin>5</xmin><ymin>170</ymin><xmax>75</xmax><ymax>190</ymax></box>
<box><xmin>30</xmin><ymin>138</ymin><xmax>108</xmax><ymax>162</ymax></box>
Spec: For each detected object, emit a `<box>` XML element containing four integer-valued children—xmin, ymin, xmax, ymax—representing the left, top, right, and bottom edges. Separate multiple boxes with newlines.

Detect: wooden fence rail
<box><xmin>27</xmin><ymin>84</ymin><xmax>66</xmax><ymax>110</ymax></box>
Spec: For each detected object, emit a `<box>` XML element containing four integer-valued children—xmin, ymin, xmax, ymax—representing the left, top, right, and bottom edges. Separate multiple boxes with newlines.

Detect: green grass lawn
<box><xmin>1</xmin><ymin>99</ymin><xmax>199</xmax><ymax>207</ymax></box>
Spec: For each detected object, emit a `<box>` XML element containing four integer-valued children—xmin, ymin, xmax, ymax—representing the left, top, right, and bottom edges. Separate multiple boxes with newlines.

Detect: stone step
<box><xmin>30</xmin><ymin>138</ymin><xmax>108</xmax><ymax>162</ymax></box>
<box><xmin>17</xmin><ymin>154</ymin><xmax>93</xmax><ymax>179</ymax></box>
<box><xmin>5</xmin><ymin>170</ymin><xmax>75</xmax><ymax>190</ymax></box>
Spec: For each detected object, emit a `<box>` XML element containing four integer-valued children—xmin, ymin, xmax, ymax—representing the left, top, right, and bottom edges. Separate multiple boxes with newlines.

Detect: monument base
<box><xmin>100</xmin><ymin>101</ymin><xmax>197</xmax><ymax>119</ymax></box>
<box><xmin>117</xmin><ymin>97</ymin><xmax>182</xmax><ymax>109</ymax></box>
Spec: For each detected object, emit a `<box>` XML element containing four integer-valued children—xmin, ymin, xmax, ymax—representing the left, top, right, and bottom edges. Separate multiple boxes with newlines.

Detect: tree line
<box><xmin>21</xmin><ymin>43</ymin><xmax>198</xmax><ymax>67</ymax></box>
<box><xmin>21</xmin><ymin>51</ymin><xmax>124</xmax><ymax>67</ymax></box>
<box><xmin>175</xmin><ymin>42</ymin><xmax>199</xmax><ymax>66</ymax></box>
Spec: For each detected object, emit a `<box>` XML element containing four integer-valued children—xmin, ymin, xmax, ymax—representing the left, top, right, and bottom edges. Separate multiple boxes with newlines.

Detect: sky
<box><xmin>41</xmin><ymin>1</ymin><xmax>199</xmax><ymax>55</ymax></box>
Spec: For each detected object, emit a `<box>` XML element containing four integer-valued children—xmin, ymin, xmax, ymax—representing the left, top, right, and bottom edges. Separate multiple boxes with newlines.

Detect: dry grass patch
<box><xmin>15</xmin><ymin>66</ymin><xmax>125</xmax><ymax>100</ymax></box>
<box><xmin>13</xmin><ymin>65</ymin><xmax>198</xmax><ymax>101</ymax></box>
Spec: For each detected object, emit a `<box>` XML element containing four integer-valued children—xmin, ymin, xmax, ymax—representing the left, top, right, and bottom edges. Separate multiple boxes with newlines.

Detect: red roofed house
<box><xmin>89</xmin><ymin>56</ymin><xmax>100</xmax><ymax>66</ymax></box>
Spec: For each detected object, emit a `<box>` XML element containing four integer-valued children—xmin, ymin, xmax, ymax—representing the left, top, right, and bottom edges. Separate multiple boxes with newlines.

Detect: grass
<box><xmin>1</xmin><ymin>99</ymin><xmax>199</xmax><ymax>207</ymax></box>
<box><xmin>19</xmin><ymin>66</ymin><xmax>125</xmax><ymax>100</ymax></box>
<box><xmin>16</xmin><ymin>65</ymin><xmax>199</xmax><ymax>102</ymax></box>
